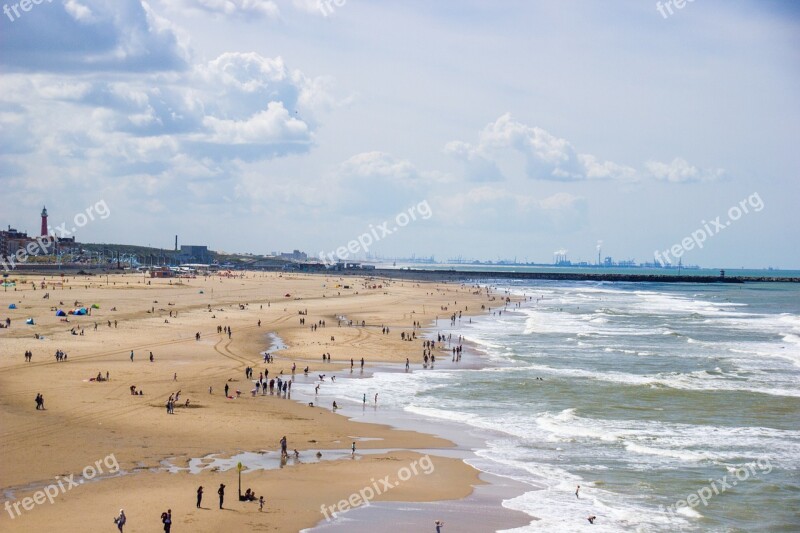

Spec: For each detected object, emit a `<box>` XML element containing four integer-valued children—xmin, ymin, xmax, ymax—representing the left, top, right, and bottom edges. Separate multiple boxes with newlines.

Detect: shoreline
<box><xmin>288</xmin><ymin>309</ymin><xmax>538</xmax><ymax>532</ymax></box>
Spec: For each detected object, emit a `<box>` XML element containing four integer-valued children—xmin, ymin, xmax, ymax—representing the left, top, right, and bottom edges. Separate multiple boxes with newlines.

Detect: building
<box><xmin>0</xmin><ymin>226</ymin><xmax>30</xmax><ymax>258</ymax></box>
<box><xmin>179</xmin><ymin>245</ymin><xmax>211</xmax><ymax>263</ymax></box>
<box><xmin>279</xmin><ymin>249</ymin><xmax>308</xmax><ymax>261</ymax></box>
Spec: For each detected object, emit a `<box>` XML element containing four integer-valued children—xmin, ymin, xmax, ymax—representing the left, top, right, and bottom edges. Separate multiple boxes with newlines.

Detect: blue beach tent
<box><xmin>8</xmin><ymin>303</ymin><xmax>17</xmax><ymax>309</ymax></box>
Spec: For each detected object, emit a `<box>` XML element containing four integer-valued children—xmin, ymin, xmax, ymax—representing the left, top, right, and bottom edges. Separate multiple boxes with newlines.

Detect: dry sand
<box><xmin>0</xmin><ymin>271</ymin><xmax>509</xmax><ymax>532</ymax></box>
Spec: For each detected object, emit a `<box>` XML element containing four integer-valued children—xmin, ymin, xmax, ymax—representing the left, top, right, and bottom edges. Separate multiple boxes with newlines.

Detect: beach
<box><xmin>0</xmin><ymin>271</ymin><xmax>525</xmax><ymax>532</ymax></box>
<box><xmin>3</xmin><ymin>272</ymin><xmax>797</xmax><ymax>532</ymax></box>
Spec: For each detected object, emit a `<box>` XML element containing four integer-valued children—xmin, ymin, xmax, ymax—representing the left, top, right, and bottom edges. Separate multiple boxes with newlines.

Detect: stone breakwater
<box><xmin>350</xmin><ymin>269</ymin><xmax>800</xmax><ymax>284</ymax></box>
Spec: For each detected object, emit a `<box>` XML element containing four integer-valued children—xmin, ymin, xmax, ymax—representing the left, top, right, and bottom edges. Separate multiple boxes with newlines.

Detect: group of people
<box><xmin>23</xmin><ymin>350</ymin><xmax>33</xmax><ymax>361</ymax></box>
<box><xmin>111</xmin><ymin>508</ymin><xmax>172</xmax><ymax>532</ymax></box>
<box><xmin>165</xmin><ymin>391</ymin><xmax>185</xmax><ymax>414</ymax></box>
<box><xmin>241</xmin><ymin>488</ymin><xmax>264</xmax><ymax>511</ymax></box>
<box><xmin>34</xmin><ymin>393</ymin><xmax>45</xmax><ymax>410</ymax></box>
<box><xmin>54</xmin><ymin>349</ymin><xmax>68</xmax><ymax>361</ymax></box>
<box><xmin>249</xmin><ymin>373</ymin><xmax>291</xmax><ymax>396</ymax></box>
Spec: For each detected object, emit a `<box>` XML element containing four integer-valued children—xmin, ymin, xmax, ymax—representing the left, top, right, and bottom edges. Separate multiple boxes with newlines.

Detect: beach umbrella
<box><xmin>8</xmin><ymin>304</ymin><xmax>16</xmax><ymax>309</ymax></box>
<box><xmin>25</xmin><ymin>318</ymin><xmax>34</xmax><ymax>325</ymax></box>
<box><xmin>55</xmin><ymin>310</ymin><xmax>66</xmax><ymax>317</ymax></box>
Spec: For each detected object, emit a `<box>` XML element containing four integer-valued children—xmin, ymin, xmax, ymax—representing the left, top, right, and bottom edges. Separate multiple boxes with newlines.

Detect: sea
<box><xmin>301</xmin><ymin>280</ymin><xmax>800</xmax><ymax>532</ymax></box>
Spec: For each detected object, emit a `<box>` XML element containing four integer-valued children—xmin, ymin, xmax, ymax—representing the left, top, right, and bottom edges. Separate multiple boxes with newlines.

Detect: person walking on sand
<box><xmin>259</xmin><ymin>496</ymin><xmax>265</xmax><ymax>512</ymax></box>
<box><xmin>161</xmin><ymin>509</ymin><xmax>172</xmax><ymax>532</ymax></box>
<box><xmin>218</xmin><ymin>483</ymin><xmax>225</xmax><ymax>509</ymax></box>
<box><xmin>114</xmin><ymin>509</ymin><xmax>126</xmax><ymax>532</ymax></box>
<box><xmin>197</xmin><ymin>486</ymin><xmax>203</xmax><ymax>508</ymax></box>
<box><xmin>351</xmin><ymin>441</ymin><xmax>356</xmax><ymax>456</ymax></box>
<box><xmin>130</xmin><ymin>350</ymin><xmax>134</xmax><ymax>362</ymax></box>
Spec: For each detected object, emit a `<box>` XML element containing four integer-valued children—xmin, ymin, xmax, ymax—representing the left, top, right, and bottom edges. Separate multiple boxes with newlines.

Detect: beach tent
<box><xmin>55</xmin><ymin>309</ymin><xmax>66</xmax><ymax>317</ymax></box>
<box><xmin>8</xmin><ymin>304</ymin><xmax>16</xmax><ymax>309</ymax></box>
<box><xmin>199</xmin><ymin>290</ymin><xmax>204</xmax><ymax>294</ymax></box>
<box><xmin>74</xmin><ymin>308</ymin><xmax>88</xmax><ymax>316</ymax></box>
<box><xmin>25</xmin><ymin>318</ymin><xmax>34</xmax><ymax>325</ymax></box>
<box><xmin>91</xmin><ymin>304</ymin><xmax>100</xmax><ymax>309</ymax></box>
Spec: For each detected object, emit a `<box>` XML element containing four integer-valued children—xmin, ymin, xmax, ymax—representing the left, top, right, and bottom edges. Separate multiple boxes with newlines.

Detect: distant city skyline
<box><xmin>1</xmin><ymin>1</ymin><xmax>798</xmax><ymax>268</ymax></box>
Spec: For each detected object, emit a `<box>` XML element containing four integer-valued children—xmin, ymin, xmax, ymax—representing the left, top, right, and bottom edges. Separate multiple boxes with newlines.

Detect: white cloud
<box><xmin>645</xmin><ymin>157</ymin><xmax>724</xmax><ymax>183</ymax></box>
<box><xmin>169</xmin><ymin>0</ymin><xmax>280</xmax><ymax>18</ymax></box>
<box><xmin>338</xmin><ymin>151</ymin><xmax>422</xmax><ymax>182</ymax></box>
<box><xmin>201</xmin><ymin>102</ymin><xmax>309</xmax><ymax>144</ymax></box>
<box><xmin>64</xmin><ymin>0</ymin><xmax>93</xmax><ymax>21</ymax></box>
<box><xmin>448</xmin><ymin>114</ymin><xmax>723</xmax><ymax>185</ymax></box>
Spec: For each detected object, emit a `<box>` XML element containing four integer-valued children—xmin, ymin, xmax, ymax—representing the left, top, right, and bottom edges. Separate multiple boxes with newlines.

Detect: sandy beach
<box><xmin>0</xmin><ymin>271</ymin><xmax>516</xmax><ymax>532</ymax></box>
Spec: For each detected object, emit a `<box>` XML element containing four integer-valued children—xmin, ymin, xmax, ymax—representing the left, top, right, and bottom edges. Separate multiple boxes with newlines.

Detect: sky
<box><xmin>1</xmin><ymin>0</ymin><xmax>798</xmax><ymax>268</ymax></box>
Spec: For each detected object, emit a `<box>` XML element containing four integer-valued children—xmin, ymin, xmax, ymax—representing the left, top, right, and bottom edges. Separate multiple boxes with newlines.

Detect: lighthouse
<box><xmin>41</xmin><ymin>206</ymin><xmax>48</xmax><ymax>236</ymax></box>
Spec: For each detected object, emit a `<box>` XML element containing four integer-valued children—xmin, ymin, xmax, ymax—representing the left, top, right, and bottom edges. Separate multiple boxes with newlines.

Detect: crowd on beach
<box><xmin>9</xmin><ymin>275</ymin><xmax>531</xmax><ymax>530</ymax></box>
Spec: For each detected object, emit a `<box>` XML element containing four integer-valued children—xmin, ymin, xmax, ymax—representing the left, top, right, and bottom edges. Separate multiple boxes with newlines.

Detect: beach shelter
<box><xmin>25</xmin><ymin>318</ymin><xmax>34</xmax><ymax>325</ymax></box>
<box><xmin>74</xmin><ymin>308</ymin><xmax>88</xmax><ymax>316</ymax></box>
<box><xmin>91</xmin><ymin>304</ymin><xmax>100</xmax><ymax>309</ymax></box>
<box><xmin>55</xmin><ymin>309</ymin><xmax>66</xmax><ymax>317</ymax></box>
<box><xmin>8</xmin><ymin>304</ymin><xmax>16</xmax><ymax>309</ymax></box>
